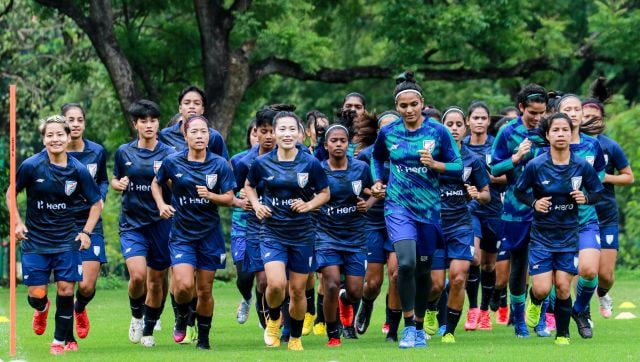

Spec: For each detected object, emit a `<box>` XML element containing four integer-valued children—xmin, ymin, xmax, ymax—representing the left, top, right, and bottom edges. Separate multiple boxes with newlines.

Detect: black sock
<box><xmin>529</xmin><ymin>287</ymin><xmax>543</xmax><ymax>305</ymax></box>
<box><xmin>480</xmin><ymin>269</ymin><xmax>496</xmax><ymax>311</ymax></box>
<box><xmin>255</xmin><ymin>290</ymin><xmax>266</xmax><ymax>326</ymax></box>
<box><xmin>466</xmin><ymin>265</ymin><xmax>480</xmax><ymax>308</ymax></box>
<box><xmin>306</xmin><ymin>288</ymin><xmax>316</xmax><ymax>315</ymax></box>
<box><xmin>28</xmin><ymin>295</ymin><xmax>48</xmax><ymax>311</ymax></box>
<box><xmin>129</xmin><ymin>294</ymin><xmax>146</xmax><ymax>319</ymax></box>
<box><xmin>75</xmin><ymin>289</ymin><xmax>96</xmax><ymax>313</ymax></box>
<box><xmin>143</xmin><ymin>305</ymin><xmax>161</xmax><ymax>336</ymax></box>
<box><xmin>388</xmin><ymin>309</ymin><xmax>402</xmax><ymax>336</ymax></box>
<box><xmin>555</xmin><ymin>296</ymin><xmax>572</xmax><ymax>338</ymax></box>
<box><xmin>327</xmin><ymin>320</ymin><xmax>340</xmax><ymax>339</ymax></box>
<box><xmin>282</xmin><ymin>297</ymin><xmax>291</xmax><ymax>332</ymax></box>
<box><xmin>315</xmin><ymin>294</ymin><xmax>325</xmax><ymax>323</ymax></box>
<box><xmin>597</xmin><ymin>286</ymin><xmax>609</xmax><ymax>298</ymax></box>
<box><xmin>235</xmin><ymin>261</ymin><xmax>254</xmax><ymax>302</ymax></box>
<box><xmin>187</xmin><ymin>297</ymin><xmax>197</xmax><ymax>327</ymax></box>
<box><xmin>66</xmin><ymin>326</ymin><xmax>76</xmax><ymax>343</ymax></box>
<box><xmin>159</xmin><ymin>295</ymin><xmax>166</xmax><ymax>317</ymax></box>
<box><xmin>499</xmin><ymin>288</ymin><xmax>508</xmax><ymax>307</ymax></box>
<box><xmin>362</xmin><ymin>296</ymin><xmax>375</xmax><ymax>314</ymax></box>
<box><xmin>426</xmin><ymin>297</ymin><xmax>439</xmax><ymax>311</ymax></box>
<box><xmin>175</xmin><ymin>301</ymin><xmax>190</xmax><ymax>330</ymax></box>
<box><xmin>404</xmin><ymin>315</ymin><xmax>416</xmax><ymax>327</ymax></box>
<box><xmin>196</xmin><ymin>314</ymin><xmax>213</xmax><ymax>344</ymax></box>
<box><xmin>54</xmin><ymin>295</ymin><xmax>74</xmax><ymax>342</ymax></box>
<box><xmin>445</xmin><ymin>308</ymin><xmax>462</xmax><ymax>335</ymax></box>
<box><xmin>268</xmin><ymin>306</ymin><xmax>281</xmax><ymax>321</ymax></box>
<box><xmin>290</xmin><ymin>317</ymin><xmax>304</xmax><ymax>338</ymax></box>
<box><xmin>437</xmin><ymin>289</ymin><xmax>448</xmax><ymax>326</ymax></box>
<box><xmin>416</xmin><ymin>320</ymin><xmax>424</xmax><ymax>330</ymax></box>
<box><xmin>170</xmin><ymin>293</ymin><xmax>178</xmax><ymax>319</ymax></box>
<box><xmin>384</xmin><ymin>294</ymin><xmax>390</xmax><ymax>324</ymax></box>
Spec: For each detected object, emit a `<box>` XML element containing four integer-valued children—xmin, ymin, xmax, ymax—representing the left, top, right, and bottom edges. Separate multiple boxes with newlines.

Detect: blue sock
<box><xmin>510</xmin><ymin>293</ymin><xmax>526</xmax><ymax>324</ymax></box>
<box><xmin>548</xmin><ymin>286</ymin><xmax>556</xmax><ymax>312</ymax></box>
<box><xmin>573</xmin><ymin>276</ymin><xmax>597</xmax><ymax>313</ymax></box>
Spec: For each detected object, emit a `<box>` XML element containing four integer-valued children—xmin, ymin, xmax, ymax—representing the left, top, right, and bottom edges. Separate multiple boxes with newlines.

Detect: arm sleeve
<box><xmin>439</xmin><ymin>127</ymin><xmax>463</xmax><ymax>178</ymax></box>
<box><xmin>371</xmin><ymin>130</ymin><xmax>389</xmax><ymax>182</ymax></box>
<box><xmin>97</xmin><ymin>148</ymin><xmax>109</xmax><ymax>200</ymax></box>
<box><xmin>490</xmin><ymin>127</ymin><xmax>516</xmax><ymax>177</ymax></box>
<box><xmin>15</xmin><ymin>160</ymin><xmax>34</xmax><ymax>193</ymax></box>
<box><xmin>583</xmin><ymin>164</ymin><xmax>605</xmax><ymax>205</ymax></box>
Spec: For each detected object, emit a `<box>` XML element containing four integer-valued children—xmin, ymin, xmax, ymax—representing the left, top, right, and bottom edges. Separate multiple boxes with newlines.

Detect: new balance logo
<box><xmin>175</xmin><ymin>253</ymin><xmax>183</xmax><ymax>259</ymax></box>
<box><xmin>532</xmin><ymin>264</ymin><xmax>540</xmax><ymax>270</ymax></box>
<box><xmin>36</xmin><ymin>179</ymin><xmax>44</xmax><ymax>183</ymax></box>
<box><xmin>125</xmin><ymin>248</ymin><xmax>132</xmax><ymax>253</ymax></box>
<box><xmin>175</xmin><ymin>173</ymin><xmax>183</xmax><ymax>178</ymax></box>
<box><xmin>125</xmin><ymin>161</ymin><xmax>132</xmax><ymax>166</ymax></box>
<box><xmin>390</xmin><ymin>144</ymin><xmax>399</xmax><ymax>150</ymax></box>
<box><xmin>542</xmin><ymin>180</ymin><xmax>550</xmax><ymax>185</ymax></box>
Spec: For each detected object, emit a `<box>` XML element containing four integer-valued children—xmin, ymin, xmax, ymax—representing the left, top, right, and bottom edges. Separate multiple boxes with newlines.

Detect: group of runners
<box><xmin>7</xmin><ymin>73</ymin><xmax>633</xmax><ymax>354</ymax></box>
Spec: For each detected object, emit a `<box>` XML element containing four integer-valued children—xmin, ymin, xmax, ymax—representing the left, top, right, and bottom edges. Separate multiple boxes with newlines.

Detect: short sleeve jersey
<box><xmin>159</xmin><ymin>121</ymin><xmax>230</xmax><ymax>160</ymax></box>
<box><xmin>356</xmin><ymin>145</ymin><xmax>387</xmax><ymax>230</ymax></box>
<box><xmin>595</xmin><ymin>134</ymin><xmax>630</xmax><ymax>226</ymax></box>
<box><xmin>230</xmin><ymin>149</ymin><xmax>250</xmax><ymax>237</ymax></box>
<box><xmin>463</xmin><ymin>134</ymin><xmax>504</xmax><ymax>218</ymax></box>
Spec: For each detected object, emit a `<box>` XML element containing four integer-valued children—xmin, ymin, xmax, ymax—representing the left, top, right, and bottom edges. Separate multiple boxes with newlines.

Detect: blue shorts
<box><xmin>316</xmin><ymin>249</ymin><xmax>366</xmax><ymax>276</ymax></box>
<box><xmin>386</xmin><ymin>213</ymin><xmax>443</xmax><ymax>257</ymax></box>
<box><xmin>243</xmin><ymin>238</ymin><xmax>264</xmax><ymax>273</ymax></box>
<box><xmin>120</xmin><ymin>219</ymin><xmax>171</xmax><ymax>271</ymax></box>
<box><xmin>432</xmin><ymin>249</ymin><xmax>448</xmax><ymax>270</ymax></box>
<box><xmin>529</xmin><ymin>247</ymin><xmax>577</xmax><ymax>276</ymax></box>
<box><xmin>443</xmin><ymin>228</ymin><xmax>475</xmax><ymax>262</ymax></box>
<box><xmin>80</xmin><ymin>233</ymin><xmax>108</xmax><ymax>263</ymax></box>
<box><xmin>473</xmin><ymin>216</ymin><xmax>503</xmax><ymax>253</ymax></box>
<box><xmin>501</xmin><ymin>221</ymin><xmax>531</xmax><ymax>251</ymax></box>
<box><xmin>231</xmin><ymin>235</ymin><xmax>247</xmax><ymax>264</ymax></box>
<box><xmin>365</xmin><ymin>228</ymin><xmax>394</xmax><ymax>264</ymax></box>
<box><xmin>22</xmin><ymin>250</ymin><xmax>82</xmax><ymax>286</ymax></box>
<box><xmin>496</xmin><ymin>248</ymin><xmax>511</xmax><ymax>262</ymax></box>
<box><xmin>600</xmin><ymin>224</ymin><xmax>619</xmax><ymax>250</ymax></box>
<box><xmin>169</xmin><ymin>225</ymin><xmax>227</xmax><ymax>271</ymax></box>
<box><xmin>260</xmin><ymin>238</ymin><xmax>314</xmax><ymax>274</ymax></box>
<box><xmin>579</xmin><ymin>223</ymin><xmax>601</xmax><ymax>251</ymax></box>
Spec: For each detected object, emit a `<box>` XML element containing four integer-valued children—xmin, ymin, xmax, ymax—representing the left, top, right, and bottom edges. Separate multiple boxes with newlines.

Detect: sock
<box><xmin>529</xmin><ymin>287</ymin><xmax>543</xmax><ymax>306</ymax></box>
<box><xmin>54</xmin><ymin>295</ymin><xmax>74</xmax><ymax>343</ymax></box>
<box><xmin>510</xmin><ymin>293</ymin><xmax>525</xmax><ymax>305</ymax></box>
<box><xmin>416</xmin><ymin>320</ymin><xmax>424</xmax><ymax>331</ymax></box>
<box><xmin>499</xmin><ymin>288</ymin><xmax>508</xmax><ymax>307</ymax></box>
<box><xmin>268</xmin><ymin>306</ymin><xmax>281</xmax><ymax>321</ymax></box>
<box><xmin>384</xmin><ymin>294</ymin><xmax>390</xmax><ymax>324</ymax></box>
<box><xmin>143</xmin><ymin>305</ymin><xmax>161</xmax><ymax>336</ymax></box>
<box><xmin>28</xmin><ymin>295</ymin><xmax>48</xmax><ymax>311</ymax></box>
<box><xmin>306</xmin><ymin>288</ymin><xmax>316</xmax><ymax>315</ymax></box>
<box><xmin>327</xmin><ymin>320</ymin><xmax>340</xmax><ymax>339</ymax></box>
<box><xmin>315</xmin><ymin>293</ymin><xmax>325</xmax><ymax>323</ymax></box>
<box><xmin>187</xmin><ymin>297</ymin><xmax>197</xmax><ymax>327</ymax></box>
<box><xmin>466</xmin><ymin>265</ymin><xmax>480</xmax><ymax>308</ymax></box>
<box><xmin>404</xmin><ymin>315</ymin><xmax>416</xmax><ymax>327</ymax></box>
<box><xmin>290</xmin><ymin>317</ymin><xmax>304</xmax><ymax>338</ymax></box>
<box><xmin>548</xmin><ymin>286</ymin><xmax>556</xmax><ymax>311</ymax></box>
<box><xmin>159</xmin><ymin>295</ymin><xmax>166</xmax><ymax>317</ymax></box>
<box><xmin>437</xmin><ymin>290</ymin><xmax>448</xmax><ymax>326</ymax></box>
<box><xmin>282</xmin><ymin>297</ymin><xmax>291</xmax><ymax>334</ymax></box>
<box><xmin>597</xmin><ymin>286</ymin><xmax>609</xmax><ymax>298</ymax></box>
<box><xmin>174</xmin><ymin>301</ymin><xmax>190</xmax><ymax>330</ymax></box>
<box><xmin>445</xmin><ymin>308</ymin><xmax>462</xmax><ymax>335</ymax></box>
<box><xmin>574</xmin><ymin>276</ymin><xmax>598</xmax><ymax>313</ymax></box>
<box><xmin>170</xmin><ymin>293</ymin><xmax>178</xmax><ymax>319</ymax></box>
<box><xmin>255</xmin><ymin>290</ymin><xmax>266</xmax><ymax>326</ymax></box>
<box><xmin>480</xmin><ymin>269</ymin><xmax>496</xmax><ymax>311</ymax></box>
<box><xmin>196</xmin><ymin>314</ymin><xmax>212</xmax><ymax>344</ymax></box>
<box><xmin>555</xmin><ymin>296</ymin><xmax>572</xmax><ymax>338</ymax></box>
<box><xmin>426</xmin><ymin>297</ymin><xmax>439</xmax><ymax>311</ymax></box>
<box><xmin>66</xmin><ymin>326</ymin><xmax>77</xmax><ymax>343</ymax></box>
<box><xmin>388</xmin><ymin>309</ymin><xmax>402</xmax><ymax>336</ymax></box>
<box><xmin>75</xmin><ymin>290</ymin><xmax>96</xmax><ymax>313</ymax></box>
<box><xmin>129</xmin><ymin>294</ymin><xmax>146</xmax><ymax>319</ymax></box>
<box><xmin>362</xmin><ymin>296</ymin><xmax>375</xmax><ymax>317</ymax></box>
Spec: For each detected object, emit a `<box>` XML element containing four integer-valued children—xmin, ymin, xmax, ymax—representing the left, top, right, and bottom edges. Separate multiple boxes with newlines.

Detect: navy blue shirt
<box><xmin>356</xmin><ymin>145</ymin><xmax>387</xmax><ymax>230</ymax></box>
<box><xmin>16</xmin><ymin>150</ymin><xmax>101</xmax><ymax>254</ymax></box>
<box><xmin>247</xmin><ymin>149</ymin><xmax>329</xmax><ymax>246</ymax></box>
<box><xmin>463</xmin><ymin>135</ymin><xmax>504</xmax><ymax>218</ymax></box>
<box><xmin>316</xmin><ymin>157</ymin><xmax>372</xmax><ymax>252</ymax></box>
<box><xmin>230</xmin><ymin>149</ymin><xmax>250</xmax><ymax>238</ymax></box>
<box><xmin>113</xmin><ymin>140</ymin><xmax>176</xmax><ymax>230</ymax></box>
<box><xmin>516</xmin><ymin>152</ymin><xmax>604</xmax><ymax>251</ymax></box>
<box><xmin>595</xmin><ymin>134</ymin><xmax>629</xmax><ymax>226</ymax></box>
<box><xmin>235</xmin><ymin>147</ymin><xmax>262</xmax><ymax>240</ymax></box>
<box><xmin>68</xmin><ymin>138</ymin><xmax>108</xmax><ymax>235</ymax></box>
<box><xmin>156</xmin><ymin>150</ymin><xmax>236</xmax><ymax>243</ymax></box>
<box><xmin>159</xmin><ymin>121</ymin><xmax>230</xmax><ymax>160</ymax></box>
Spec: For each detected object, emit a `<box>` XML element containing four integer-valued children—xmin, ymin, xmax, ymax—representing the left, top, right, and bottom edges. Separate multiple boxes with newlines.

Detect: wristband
<box><xmin>531</xmin><ymin>200</ymin><xmax>537</xmax><ymax>208</ymax></box>
<box><xmin>80</xmin><ymin>230</ymin><xmax>92</xmax><ymax>237</ymax></box>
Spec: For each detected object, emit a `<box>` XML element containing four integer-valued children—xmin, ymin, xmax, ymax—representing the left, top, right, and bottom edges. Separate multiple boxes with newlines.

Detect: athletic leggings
<box><xmin>235</xmin><ymin>261</ymin><xmax>254</xmax><ymax>301</ymax></box>
<box><xmin>394</xmin><ymin>239</ymin><xmax>432</xmax><ymax>318</ymax></box>
<box><xmin>508</xmin><ymin>246</ymin><xmax>528</xmax><ymax>296</ymax></box>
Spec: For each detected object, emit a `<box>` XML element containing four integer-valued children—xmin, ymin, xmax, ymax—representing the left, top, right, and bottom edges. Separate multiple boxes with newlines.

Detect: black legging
<box><xmin>394</xmin><ymin>239</ymin><xmax>432</xmax><ymax>317</ymax></box>
<box><xmin>235</xmin><ymin>261</ymin><xmax>255</xmax><ymax>301</ymax></box>
<box><xmin>508</xmin><ymin>246</ymin><xmax>528</xmax><ymax>296</ymax></box>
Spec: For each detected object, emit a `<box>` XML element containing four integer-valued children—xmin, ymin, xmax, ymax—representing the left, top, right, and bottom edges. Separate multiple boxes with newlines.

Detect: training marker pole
<box><xmin>9</xmin><ymin>84</ymin><xmax>17</xmax><ymax>356</ymax></box>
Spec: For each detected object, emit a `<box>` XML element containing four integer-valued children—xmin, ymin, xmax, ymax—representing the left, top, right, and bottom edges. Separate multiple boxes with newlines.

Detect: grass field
<box><xmin>1</xmin><ymin>273</ymin><xmax>639</xmax><ymax>361</ymax></box>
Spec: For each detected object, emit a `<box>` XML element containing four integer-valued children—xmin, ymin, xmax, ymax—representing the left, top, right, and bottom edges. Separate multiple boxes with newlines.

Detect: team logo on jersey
<box><xmin>585</xmin><ymin>156</ymin><xmax>595</xmax><ymax>166</ymax></box>
<box><xmin>423</xmin><ymin>139</ymin><xmax>436</xmax><ymax>153</ymax></box>
<box><xmin>571</xmin><ymin>176</ymin><xmax>583</xmax><ymax>191</ymax></box>
<box><xmin>351</xmin><ymin>180</ymin><xmax>362</xmax><ymax>196</ymax></box>
<box><xmin>87</xmin><ymin>163</ymin><xmax>97</xmax><ymax>178</ymax></box>
<box><xmin>65</xmin><ymin>180</ymin><xmax>78</xmax><ymax>196</ymax></box>
<box><xmin>463</xmin><ymin>167</ymin><xmax>472</xmax><ymax>182</ymax></box>
<box><xmin>93</xmin><ymin>246</ymin><xmax>100</xmax><ymax>257</ymax></box>
<box><xmin>153</xmin><ymin>161</ymin><xmax>162</xmax><ymax>175</ymax></box>
<box><xmin>485</xmin><ymin>154</ymin><xmax>492</xmax><ymax>165</ymax></box>
<box><xmin>297</xmin><ymin>173</ymin><xmax>309</xmax><ymax>188</ymax></box>
<box><xmin>206</xmin><ymin>174</ymin><xmax>218</xmax><ymax>189</ymax></box>
<box><xmin>604</xmin><ymin>154</ymin><xmax>609</xmax><ymax>165</ymax></box>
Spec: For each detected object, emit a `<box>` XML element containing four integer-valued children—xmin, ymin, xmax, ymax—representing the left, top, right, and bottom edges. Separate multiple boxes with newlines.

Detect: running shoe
<box><xmin>441</xmin><ymin>333</ymin><xmax>456</xmax><ymax>344</ymax></box>
<box><xmin>287</xmin><ymin>337</ymin><xmax>303</xmax><ymax>351</ymax></box>
<box><xmin>313</xmin><ymin>322</ymin><xmax>326</xmax><ymax>336</ymax></box>
<box><xmin>385</xmin><ymin>333</ymin><xmax>398</xmax><ymax>342</ymax></box>
<box><xmin>535</xmin><ymin>313</ymin><xmax>551</xmax><ymax>338</ymax></box>
<box><xmin>154</xmin><ymin>319</ymin><xmax>162</xmax><ymax>331</ymax></box>
<box><xmin>545</xmin><ymin>313</ymin><xmax>556</xmax><ymax>331</ymax></box>
<box><xmin>75</xmin><ymin>308</ymin><xmax>90</xmax><ymax>339</ymax></box>
<box><xmin>478</xmin><ymin>310</ymin><xmax>492</xmax><ymax>331</ymax></box>
<box><xmin>327</xmin><ymin>337</ymin><xmax>341</xmax><ymax>347</ymax></box>
<box><xmin>424</xmin><ymin>310</ymin><xmax>438</xmax><ymax>335</ymax></box>
<box><xmin>338</xmin><ymin>290</ymin><xmax>354</xmax><ymax>326</ymax></box>
<box><xmin>343</xmin><ymin>326</ymin><xmax>358</xmax><ymax>339</ymax></box>
<box><xmin>302</xmin><ymin>312</ymin><xmax>314</xmax><ymax>336</ymax></box>
<box><xmin>64</xmin><ymin>341</ymin><xmax>79</xmax><ymax>351</ymax></box>
<box><xmin>381</xmin><ymin>323</ymin><xmax>390</xmax><ymax>334</ymax></box>
<box><xmin>464</xmin><ymin>307</ymin><xmax>480</xmax><ymax>330</ymax></box>
<box><xmin>415</xmin><ymin>329</ymin><xmax>427</xmax><ymax>348</ymax></box>
<box><xmin>196</xmin><ymin>339</ymin><xmax>211</xmax><ymax>350</ymax></box>
<box><xmin>496</xmin><ymin>306</ymin><xmax>509</xmax><ymax>325</ymax></box>
<box><xmin>173</xmin><ymin>316</ymin><xmax>187</xmax><ymax>343</ymax></box>
<box><xmin>129</xmin><ymin>317</ymin><xmax>144</xmax><ymax>343</ymax></box>
<box><xmin>50</xmin><ymin>342</ymin><xmax>65</xmax><ymax>355</ymax></box>
<box><xmin>180</xmin><ymin>325</ymin><xmax>197</xmax><ymax>344</ymax></box>
<box><xmin>264</xmin><ymin>317</ymin><xmax>281</xmax><ymax>347</ymax></box>
<box><xmin>32</xmin><ymin>300</ymin><xmax>50</xmax><ymax>335</ymax></box>
<box><xmin>599</xmin><ymin>293</ymin><xmax>613</xmax><ymax>319</ymax></box>
<box><xmin>555</xmin><ymin>336</ymin><xmax>570</xmax><ymax>346</ymax></box>
<box><xmin>398</xmin><ymin>326</ymin><xmax>416</xmax><ymax>349</ymax></box>
<box><xmin>437</xmin><ymin>325</ymin><xmax>446</xmax><ymax>336</ymax></box>
<box><xmin>355</xmin><ymin>305</ymin><xmax>373</xmax><ymax>335</ymax></box>
<box><xmin>525</xmin><ymin>300</ymin><xmax>542</xmax><ymax>328</ymax></box>
<box><xmin>571</xmin><ymin>310</ymin><xmax>593</xmax><ymax>339</ymax></box>
<box><xmin>140</xmin><ymin>335</ymin><xmax>155</xmax><ymax>347</ymax></box>
<box><xmin>586</xmin><ymin>308</ymin><xmax>594</xmax><ymax>329</ymax></box>
<box><xmin>489</xmin><ymin>291</ymin><xmax>500</xmax><ymax>312</ymax></box>
<box><xmin>237</xmin><ymin>298</ymin><xmax>251</xmax><ymax>324</ymax></box>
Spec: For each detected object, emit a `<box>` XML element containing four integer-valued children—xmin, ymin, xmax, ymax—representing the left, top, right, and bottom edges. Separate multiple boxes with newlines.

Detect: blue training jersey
<box><xmin>113</xmin><ymin>140</ymin><xmax>176</xmax><ymax>230</ymax></box>
<box><xmin>569</xmin><ymin>134</ymin><xmax>606</xmax><ymax>226</ymax></box>
<box><xmin>159</xmin><ymin>120</ymin><xmax>230</xmax><ymax>160</ymax></box>
<box><xmin>316</xmin><ymin>157</ymin><xmax>372</xmax><ymax>252</ymax></box>
<box><xmin>247</xmin><ymin>148</ymin><xmax>329</xmax><ymax>246</ymax></box>
<box><xmin>16</xmin><ymin>150</ymin><xmax>101</xmax><ymax>254</ymax></box>
<box><xmin>595</xmin><ymin>134</ymin><xmax>629</xmax><ymax>226</ymax></box>
<box><xmin>156</xmin><ymin>150</ymin><xmax>236</xmax><ymax>243</ymax></box>
<box><xmin>235</xmin><ymin>147</ymin><xmax>262</xmax><ymax>240</ymax></box>
<box><xmin>356</xmin><ymin>145</ymin><xmax>387</xmax><ymax>230</ymax></box>
<box><xmin>372</xmin><ymin>118</ymin><xmax>462</xmax><ymax>224</ymax></box>
<box><xmin>463</xmin><ymin>134</ymin><xmax>504</xmax><ymax>218</ymax></box>
<box><xmin>230</xmin><ymin>149</ymin><xmax>250</xmax><ymax>237</ymax></box>
<box><xmin>68</xmin><ymin>138</ymin><xmax>108</xmax><ymax>236</ymax></box>
<box><xmin>516</xmin><ymin>152</ymin><xmax>604</xmax><ymax>251</ymax></box>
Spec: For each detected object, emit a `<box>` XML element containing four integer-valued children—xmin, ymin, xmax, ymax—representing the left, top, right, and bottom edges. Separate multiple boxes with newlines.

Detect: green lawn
<box><xmin>1</xmin><ymin>276</ymin><xmax>639</xmax><ymax>361</ymax></box>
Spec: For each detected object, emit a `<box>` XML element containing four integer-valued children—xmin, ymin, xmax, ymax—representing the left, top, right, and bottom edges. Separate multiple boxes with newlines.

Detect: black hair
<box><xmin>128</xmin><ymin>99</ymin><xmax>161</xmax><ymax>123</ymax></box>
<box><xmin>377</xmin><ymin>110</ymin><xmax>400</xmax><ymax>121</ymax></box>
<box><xmin>178</xmin><ymin>85</ymin><xmax>206</xmax><ymax>105</ymax></box>
<box><xmin>256</xmin><ymin>104</ymin><xmax>296</xmax><ymax>128</ymax></box>
<box><xmin>467</xmin><ymin>101</ymin><xmax>490</xmax><ymax>119</ymax></box>
<box><xmin>354</xmin><ymin>112</ymin><xmax>379</xmax><ymax>150</ymax></box>
<box><xmin>305</xmin><ymin>110</ymin><xmax>329</xmax><ymax>128</ymax></box>
<box><xmin>516</xmin><ymin>84</ymin><xmax>548</xmax><ymax>108</ymax></box>
<box><xmin>424</xmin><ymin>107</ymin><xmax>442</xmax><ymax>121</ymax></box>
<box><xmin>61</xmin><ymin>103</ymin><xmax>85</xmax><ymax>118</ymax></box>
<box><xmin>441</xmin><ymin>106</ymin><xmax>466</xmax><ymax>122</ymax></box>
<box><xmin>539</xmin><ymin>112</ymin><xmax>574</xmax><ymax>140</ymax></box>
<box><xmin>394</xmin><ymin>71</ymin><xmax>423</xmax><ymax>99</ymax></box>
<box><xmin>343</xmin><ymin>92</ymin><xmax>366</xmax><ymax>109</ymax></box>
<box><xmin>554</xmin><ymin>93</ymin><xmax>581</xmax><ymax>113</ymax></box>
<box><xmin>499</xmin><ymin>106</ymin><xmax>520</xmax><ymax>117</ymax></box>
<box><xmin>546</xmin><ymin>91</ymin><xmax>564</xmax><ymax>113</ymax></box>
<box><xmin>246</xmin><ymin>119</ymin><xmax>256</xmax><ymax>149</ymax></box>
<box><xmin>273</xmin><ymin>111</ymin><xmax>301</xmax><ymax>129</ymax></box>
<box><xmin>183</xmin><ymin>115</ymin><xmax>209</xmax><ymax>134</ymax></box>
<box><xmin>325</xmin><ymin>124</ymin><xmax>350</xmax><ymax>140</ymax></box>
<box><xmin>166</xmin><ymin>112</ymin><xmax>182</xmax><ymax>128</ymax></box>
<box><xmin>491</xmin><ymin>116</ymin><xmax>512</xmax><ymax>136</ymax></box>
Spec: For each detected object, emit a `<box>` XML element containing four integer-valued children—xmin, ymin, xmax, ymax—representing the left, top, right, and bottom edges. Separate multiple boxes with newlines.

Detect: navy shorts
<box><xmin>579</xmin><ymin>222</ymin><xmax>601</xmax><ymax>251</ymax></box>
<box><xmin>261</xmin><ymin>238</ymin><xmax>314</xmax><ymax>274</ymax></box>
<box><xmin>120</xmin><ymin>219</ymin><xmax>171</xmax><ymax>271</ymax></box>
<box><xmin>386</xmin><ymin>212</ymin><xmax>443</xmax><ymax>257</ymax></box>
<box><xmin>316</xmin><ymin>249</ymin><xmax>366</xmax><ymax>276</ymax></box>
<box><xmin>496</xmin><ymin>248</ymin><xmax>511</xmax><ymax>262</ymax></box>
<box><xmin>366</xmin><ymin>228</ymin><xmax>394</xmax><ymax>264</ymax></box>
<box><xmin>231</xmin><ymin>235</ymin><xmax>247</xmax><ymax>264</ymax></box>
<box><xmin>599</xmin><ymin>224</ymin><xmax>619</xmax><ymax>250</ymax></box>
<box><xmin>529</xmin><ymin>247</ymin><xmax>577</xmax><ymax>276</ymax></box>
<box><xmin>501</xmin><ymin>220</ymin><xmax>531</xmax><ymax>251</ymax></box>
<box><xmin>22</xmin><ymin>250</ymin><xmax>82</xmax><ymax>286</ymax></box>
<box><xmin>80</xmin><ymin>233</ymin><xmax>108</xmax><ymax>263</ymax></box>
<box><xmin>243</xmin><ymin>238</ymin><xmax>264</xmax><ymax>273</ymax></box>
<box><xmin>472</xmin><ymin>216</ymin><xmax>503</xmax><ymax>253</ymax></box>
<box><xmin>170</xmin><ymin>225</ymin><xmax>227</xmax><ymax>271</ymax></box>
<box><xmin>432</xmin><ymin>248</ymin><xmax>448</xmax><ymax>270</ymax></box>
<box><xmin>443</xmin><ymin>227</ymin><xmax>475</xmax><ymax>262</ymax></box>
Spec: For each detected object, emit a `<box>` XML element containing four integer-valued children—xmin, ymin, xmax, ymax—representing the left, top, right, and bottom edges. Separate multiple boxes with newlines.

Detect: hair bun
<box><xmin>270</xmin><ymin>103</ymin><xmax>296</xmax><ymax>112</ymax></box>
<box><xmin>404</xmin><ymin>71</ymin><xmax>416</xmax><ymax>83</ymax></box>
<box><xmin>590</xmin><ymin>77</ymin><xmax>611</xmax><ymax>103</ymax></box>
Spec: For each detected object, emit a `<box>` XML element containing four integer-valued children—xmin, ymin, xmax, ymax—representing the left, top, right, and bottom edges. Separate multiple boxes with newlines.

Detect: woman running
<box><xmin>515</xmin><ymin>112</ymin><xmax>604</xmax><ymax>345</ymax></box>
<box><xmin>7</xmin><ymin>115</ymin><xmax>102</xmax><ymax>355</ymax></box>
<box><xmin>152</xmin><ymin>115</ymin><xmax>235</xmax><ymax>350</ymax></box>
<box><xmin>372</xmin><ymin>72</ymin><xmax>462</xmax><ymax>349</ymax></box>
<box><xmin>245</xmin><ymin>111</ymin><xmax>330</xmax><ymax>351</ymax></box>
<box><xmin>112</xmin><ymin>100</ymin><xmax>175</xmax><ymax>347</ymax></box>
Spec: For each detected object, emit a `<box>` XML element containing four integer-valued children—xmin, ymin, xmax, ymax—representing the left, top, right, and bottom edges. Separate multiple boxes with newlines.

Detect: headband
<box><xmin>395</xmin><ymin>89</ymin><xmax>422</xmax><ymax>101</ymax></box>
<box><xmin>325</xmin><ymin>124</ymin><xmax>350</xmax><ymax>137</ymax></box>
<box><xmin>527</xmin><ymin>93</ymin><xmax>544</xmax><ymax>99</ymax></box>
<box><xmin>442</xmin><ymin>107</ymin><xmax>465</xmax><ymax>121</ymax></box>
<box><xmin>582</xmin><ymin>102</ymin><xmax>604</xmax><ymax>112</ymax></box>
